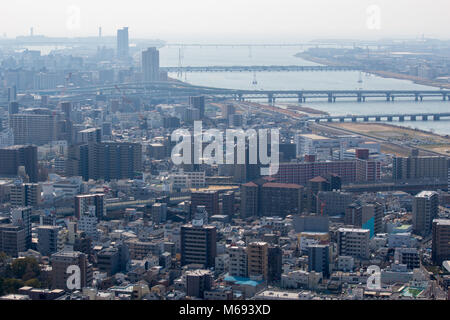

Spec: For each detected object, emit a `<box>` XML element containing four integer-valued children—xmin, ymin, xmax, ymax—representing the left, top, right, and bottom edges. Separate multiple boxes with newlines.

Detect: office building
<box><xmin>274</xmin><ymin>159</ymin><xmax>381</xmax><ymax>186</ymax></box>
<box><xmin>151</xmin><ymin>202</ymin><xmax>167</xmax><ymax>224</ymax></box>
<box><xmin>0</xmin><ymin>145</ymin><xmax>38</xmax><ymax>182</ymax></box>
<box><xmin>74</xmin><ymin>194</ymin><xmax>105</xmax><ymax>220</ymax></box>
<box><xmin>50</xmin><ymin>251</ymin><xmax>93</xmax><ymax>291</ymax></box>
<box><xmin>393</xmin><ymin>155</ymin><xmax>448</xmax><ymax>180</ymax></box>
<box><xmin>240</xmin><ymin>182</ymin><xmax>259</xmax><ymax>219</ymax></box>
<box><xmin>189</xmin><ymin>96</ymin><xmax>206</xmax><ymax>119</ymax></box>
<box><xmin>10</xmin><ymin>182</ymin><xmax>41</xmax><ymax>207</ymax></box>
<box><xmin>267</xmin><ymin>245</ymin><xmax>283</xmax><ymax>283</ymax></box>
<box><xmin>247</xmin><ymin>242</ymin><xmax>269</xmax><ymax>281</ymax></box>
<box><xmin>11</xmin><ymin>207</ymin><xmax>32</xmax><ymax>249</ymax></box>
<box><xmin>180</xmin><ymin>224</ymin><xmax>217</xmax><ymax>268</ymax></box>
<box><xmin>37</xmin><ymin>226</ymin><xmax>66</xmax><ymax>256</ymax></box>
<box><xmin>413</xmin><ymin>191</ymin><xmax>439</xmax><ymax>236</ymax></box>
<box><xmin>190</xmin><ymin>190</ymin><xmax>219</xmax><ymax>218</ymax></box>
<box><xmin>227</xmin><ymin>246</ymin><xmax>248</xmax><ymax>278</ymax></box>
<box><xmin>186</xmin><ymin>269</ymin><xmax>213</xmax><ymax>299</ymax></box>
<box><xmin>117</xmin><ymin>27</ymin><xmax>129</xmax><ymax>60</ymax></box>
<box><xmin>337</xmin><ymin>228</ymin><xmax>370</xmax><ymax>260</ymax></box>
<box><xmin>308</xmin><ymin>244</ymin><xmax>330</xmax><ymax>278</ymax></box>
<box><xmin>142</xmin><ymin>47</ymin><xmax>160</xmax><ymax>82</ymax></box>
<box><xmin>0</xmin><ymin>224</ymin><xmax>26</xmax><ymax>257</ymax></box>
<box><xmin>432</xmin><ymin>219</ymin><xmax>450</xmax><ymax>265</ymax></box>
<box><xmin>67</xmin><ymin>142</ymin><xmax>142</xmax><ymax>181</ymax></box>
<box><xmin>10</xmin><ymin>111</ymin><xmax>57</xmax><ymax>146</ymax></box>
<box><xmin>260</xmin><ymin>182</ymin><xmax>304</xmax><ymax>217</ymax></box>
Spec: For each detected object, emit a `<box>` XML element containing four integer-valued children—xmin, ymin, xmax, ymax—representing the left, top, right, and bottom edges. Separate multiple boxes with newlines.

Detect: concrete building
<box><xmin>37</xmin><ymin>225</ymin><xmax>66</xmax><ymax>256</ymax></box>
<box><xmin>337</xmin><ymin>228</ymin><xmax>370</xmax><ymax>260</ymax></box>
<box><xmin>185</xmin><ymin>269</ymin><xmax>212</xmax><ymax>299</ymax></box>
<box><xmin>142</xmin><ymin>47</ymin><xmax>160</xmax><ymax>82</ymax></box>
<box><xmin>260</xmin><ymin>183</ymin><xmax>304</xmax><ymax>217</ymax></box>
<box><xmin>190</xmin><ymin>190</ymin><xmax>219</xmax><ymax>218</ymax></box>
<box><xmin>180</xmin><ymin>224</ymin><xmax>217</xmax><ymax>268</ymax></box>
<box><xmin>0</xmin><ymin>145</ymin><xmax>38</xmax><ymax>182</ymax></box>
<box><xmin>432</xmin><ymin>219</ymin><xmax>450</xmax><ymax>265</ymax></box>
<box><xmin>0</xmin><ymin>224</ymin><xmax>26</xmax><ymax>257</ymax></box>
<box><xmin>227</xmin><ymin>245</ymin><xmax>248</xmax><ymax>278</ymax></box>
<box><xmin>117</xmin><ymin>27</ymin><xmax>129</xmax><ymax>60</ymax></box>
<box><xmin>308</xmin><ymin>244</ymin><xmax>330</xmax><ymax>278</ymax></box>
<box><xmin>50</xmin><ymin>250</ymin><xmax>93</xmax><ymax>291</ymax></box>
<box><xmin>393</xmin><ymin>155</ymin><xmax>448</xmax><ymax>181</ymax></box>
<box><xmin>11</xmin><ymin>206</ymin><xmax>32</xmax><ymax>249</ymax></box>
<box><xmin>413</xmin><ymin>191</ymin><xmax>439</xmax><ymax>236</ymax></box>
<box><xmin>74</xmin><ymin>194</ymin><xmax>105</xmax><ymax>220</ymax></box>
<box><xmin>10</xmin><ymin>182</ymin><xmax>41</xmax><ymax>207</ymax></box>
<box><xmin>247</xmin><ymin>242</ymin><xmax>268</xmax><ymax>281</ymax></box>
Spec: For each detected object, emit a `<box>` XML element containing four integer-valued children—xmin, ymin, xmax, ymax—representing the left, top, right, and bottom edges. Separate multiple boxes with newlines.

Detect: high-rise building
<box><xmin>344</xmin><ymin>202</ymin><xmax>383</xmax><ymax>238</ymax></box>
<box><xmin>50</xmin><ymin>250</ymin><xmax>93</xmax><ymax>291</ymax></box>
<box><xmin>142</xmin><ymin>47</ymin><xmax>160</xmax><ymax>82</ymax></box>
<box><xmin>227</xmin><ymin>245</ymin><xmax>248</xmax><ymax>278</ymax></box>
<box><xmin>117</xmin><ymin>27</ymin><xmax>129</xmax><ymax>60</ymax></box>
<box><xmin>337</xmin><ymin>228</ymin><xmax>370</xmax><ymax>260</ymax></box>
<box><xmin>37</xmin><ymin>225</ymin><xmax>66</xmax><ymax>256</ymax></box>
<box><xmin>66</xmin><ymin>142</ymin><xmax>142</xmax><ymax>181</ymax></box>
<box><xmin>0</xmin><ymin>224</ymin><xmax>26</xmax><ymax>257</ymax></box>
<box><xmin>393</xmin><ymin>155</ymin><xmax>448</xmax><ymax>181</ymax></box>
<box><xmin>413</xmin><ymin>191</ymin><xmax>439</xmax><ymax>236</ymax></box>
<box><xmin>274</xmin><ymin>159</ymin><xmax>381</xmax><ymax>185</ymax></box>
<box><xmin>190</xmin><ymin>190</ymin><xmax>220</xmax><ymax>218</ymax></box>
<box><xmin>267</xmin><ymin>245</ymin><xmax>282</xmax><ymax>283</ymax></box>
<box><xmin>9</xmin><ymin>111</ymin><xmax>57</xmax><ymax>146</ymax></box>
<box><xmin>11</xmin><ymin>206</ymin><xmax>32</xmax><ymax>249</ymax></box>
<box><xmin>185</xmin><ymin>269</ymin><xmax>213</xmax><ymax>299</ymax></box>
<box><xmin>8</xmin><ymin>102</ymin><xmax>19</xmax><ymax>115</ymax></box>
<box><xmin>432</xmin><ymin>219</ymin><xmax>450</xmax><ymax>265</ymax></box>
<box><xmin>74</xmin><ymin>194</ymin><xmax>105</xmax><ymax>220</ymax></box>
<box><xmin>10</xmin><ymin>182</ymin><xmax>41</xmax><ymax>207</ymax></box>
<box><xmin>308</xmin><ymin>244</ymin><xmax>330</xmax><ymax>278</ymax></box>
<box><xmin>0</xmin><ymin>145</ymin><xmax>38</xmax><ymax>182</ymax></box>
<box><xmin>260</xmin><ymin>182</ymin><xmax>304</xmax><ymax>217</ymax></box>
<box><xmin>240</xmin><ymin>182</ymin><xmax>259</xmax><ymax>219</ymax></box>
<box><xmin>180</xmin><ymin>224</ymin><xmax>217</xmax><ymax>268</ymax></box>
<box><xmin>189</xmin><ymin>96</ymin><xmax>206</xmax><ymax>119</ymax></box>
<box><xmin>151</xmin><ymin>202</ymin><xmax>167</xmax><ymax>224</ymax></box>
<box><xmin>221</xmin><ymin>191</ymin><xmax>235</xmax><ymax>217</ymax></box>
<box><xmin>247</xmin><ymin>242</ymin><xmax>269</xmax><ymax>281</ymax></box>
<box><xmin>316</xmin><ymin>191</ymin><xmax>352</xmax><ymax>216</ymax></box>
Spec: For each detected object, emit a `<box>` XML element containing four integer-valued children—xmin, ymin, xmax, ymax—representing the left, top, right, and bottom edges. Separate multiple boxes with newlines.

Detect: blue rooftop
<box><xmin>224</xmin><ymin>274</ymin><xmax>264</xmax><ymax>287</ymax></box>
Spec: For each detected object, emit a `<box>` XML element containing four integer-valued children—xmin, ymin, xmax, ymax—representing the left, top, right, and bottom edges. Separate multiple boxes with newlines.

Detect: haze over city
<box><xmin>1</xmin><ymin>0</ymin><xmax>450</xmax><ymax>40</ymax></box>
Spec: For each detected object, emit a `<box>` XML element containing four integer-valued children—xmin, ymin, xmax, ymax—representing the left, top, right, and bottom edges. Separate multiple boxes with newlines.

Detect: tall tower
<box><xmin>142</xmin><ymin>47</ymin><xmax>160</xmax><ymax>82</ymax></box>
<box><xmin>117</xmin><ymin>27</ymin><xmax>129</xmax><ymax>60</ymax></box>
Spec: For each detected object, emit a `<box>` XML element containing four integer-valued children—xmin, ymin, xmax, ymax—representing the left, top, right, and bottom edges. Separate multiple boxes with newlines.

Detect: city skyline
<box><xmin>1</xmin><ymin>0</ymin><xmax>450</xmax><ymax>41</ymax></box>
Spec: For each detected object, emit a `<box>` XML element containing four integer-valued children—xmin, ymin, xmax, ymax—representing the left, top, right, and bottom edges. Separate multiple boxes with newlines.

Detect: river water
<box><xmin>160</xmin><ymin>46</ymin><xmax>450</xmax><ymax>135</ymax></box>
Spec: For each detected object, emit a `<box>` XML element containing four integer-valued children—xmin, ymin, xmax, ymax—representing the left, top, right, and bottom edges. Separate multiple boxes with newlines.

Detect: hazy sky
<box><xmin>1</xmin><ymin>0</ymin><xmax>449</xmax><ymax>41</ymax></box>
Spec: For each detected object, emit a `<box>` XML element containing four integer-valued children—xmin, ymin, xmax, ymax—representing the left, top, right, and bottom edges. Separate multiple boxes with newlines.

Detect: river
<box><xmin>160</xmin><ymin>46</ymin><xmax>450</xmax><ymax>135</ymax></box>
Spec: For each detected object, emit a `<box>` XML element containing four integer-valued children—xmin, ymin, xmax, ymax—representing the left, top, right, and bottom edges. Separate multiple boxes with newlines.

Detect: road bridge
<box><xmin>160</xmin><ymin>65</ymin><xmax>359</xmax><ymax>73</ymax></box>
<box><xmin>306</xmin><ymin>112</ymin><xmax>450</xmax><ymax>123</ymax></box>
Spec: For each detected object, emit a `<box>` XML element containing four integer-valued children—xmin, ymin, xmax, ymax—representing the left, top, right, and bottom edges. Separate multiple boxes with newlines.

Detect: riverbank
<box><xmin>295</xmin><ymin>52</ymin><xmax>450</xmax><ymax>90</ymax></box>
<box><xmin>325</xmin><ymin>122</ymin><xmax>450</xmax><ymax>156</ymax></box>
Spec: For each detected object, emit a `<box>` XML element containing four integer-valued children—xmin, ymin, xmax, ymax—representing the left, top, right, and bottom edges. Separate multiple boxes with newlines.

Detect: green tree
<box><xmin>24</xmin><ymin>278</ymin><xmax>41</xmax><ymax>288</ymax></box>
<box><xmin>10</xmin><ymin>257</ymin><xmax>40</xmax><ymax>281</ymax></box>
<box><xmin>2</xmin><ymin>278</ymin><xmax>24</xmax><ymax>294</ymax></box>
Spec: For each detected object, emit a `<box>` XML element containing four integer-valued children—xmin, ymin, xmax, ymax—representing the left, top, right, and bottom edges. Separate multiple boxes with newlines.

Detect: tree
<box><xmin>10</xmin><ymin>257</ymin><xmax>40</xmax><ymax>281</ymax></box>
<box><xmin>24</xmin><ymin>278</ymin><xmax>41</xmax><ymax>288</ymax></box>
